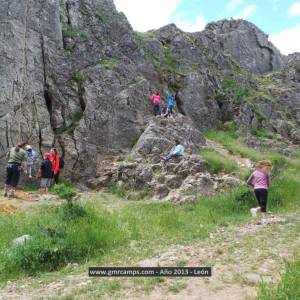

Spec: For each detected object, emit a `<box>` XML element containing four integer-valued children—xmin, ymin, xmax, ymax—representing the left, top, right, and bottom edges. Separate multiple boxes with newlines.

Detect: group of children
<box><xmin>4</xmin><ymin>143</ymin><xmax>63</xmax><ymax>197</ymax></box>
<box><xmin>4</xmin><ymin>137</ymin><xmax>273</xmax><ymax>218</ymax></box>
<box><xmin>151</xmin><ymin>91</ymin><xmax>175</xmax><ymax>118</ymax></box>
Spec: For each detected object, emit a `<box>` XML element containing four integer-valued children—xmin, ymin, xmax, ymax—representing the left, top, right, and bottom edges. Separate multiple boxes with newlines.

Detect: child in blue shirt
<box><xmin>162</xmin><ymin>140</ymin><xmax>185</xmax><ymax>162</ymax></box>
<box><xmin>167</xmin><ymin>94</ymin><xmax>175</xmax><ymax>116</ymax></box>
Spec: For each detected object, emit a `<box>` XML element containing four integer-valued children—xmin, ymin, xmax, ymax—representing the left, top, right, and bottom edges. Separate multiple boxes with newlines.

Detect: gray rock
<box><xmin>0</xmin><ymin>0</ymin><xmax>299</xmax><ymax>187</ymax></box>
<box><xmin>165</xmin><ymin>175</ymin><xmax>183</xmax><ymax>189</ymax></box>
<box><xmin>12</xmin><ymin>235</ymin><xmax>33</xmax><ymax>246</ymax></box>
<box><xmin>154</xmin><ymin>184</ymin><xmax>170</xmax><ymax>199</ymax></box>
<box><xmin>243</xmin><ymin>273</ymin><xmax>262</xmax><ymax>284</ymax></box>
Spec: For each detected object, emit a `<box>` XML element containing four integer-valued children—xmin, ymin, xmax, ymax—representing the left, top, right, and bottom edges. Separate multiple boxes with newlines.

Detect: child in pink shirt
<box><xmin>247</xmin><ymin>160</ymin><xmax>272</xmax><ymax>217</ymax></box>
<box><xmin>151</xmin><ymin>91</ymin><xmax>161</xmax><ymax>116</ymax></box>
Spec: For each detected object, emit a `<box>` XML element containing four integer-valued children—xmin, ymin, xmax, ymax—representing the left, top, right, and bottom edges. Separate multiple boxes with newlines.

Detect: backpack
<box><xmin>59</xmin><ymin>157</ymin><xmax>65</xmax><ymax>169</ymax></box>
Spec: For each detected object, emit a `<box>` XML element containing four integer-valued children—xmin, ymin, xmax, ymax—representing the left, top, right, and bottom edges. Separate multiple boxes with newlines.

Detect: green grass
<box><xmin>257</xmin><ymin>257</ymin><xmax>300</xmax><ymax>300</ymax></box>
<box><xmin>0</xmin><ymin>137</ymin><xmax>299</xmax><ymax>284</ymax></box>
<box><xmin>71</xmin><ymin>69</ymin><xmax>85</xmax><ymax>83</ymax></box>
<box><xmin>1</xmin><ymin>167</ymin><xmax>299</xmax><ymax>283</ymax></box>
<box><xmin>205</xmin><ymin>127</ymin><xmax>287</xmax><ymax>166</ymax></box>
<box><xmin>62</xmin><ymin>24</ymin><xmax>77</xmax><ymax>39</ymax></box>
<box><xmin>79</xmin><ymin>31</ymin><xmax>89</xmax><ymax>39</ymax></box>
<box><xmin>108</xmin><ymin>184</ymin><xmax>128</xmax><ymax>198</ymax></box>
<box><xmin>163</xmin><ymin>46</ymin><xmax>179</xmax><ymax>73</ymax></box>
<box><xmin>168</xmin><ymin>282</ymin><xmax>187</xmax><ymax>294</ymax></box>
<box><xmin>201</xmin><ymin>148</ymin><xmax>239</xmax><ymax>174</ymax></box>
<box><xmin>98</xmin><ymin>58</ymin><xmax>119</xmax><ymax>69</ymax></box>
<box><xmin>252</xmin><ymin>129</ymin><xmax>277</xmax><ymax>140</ymax></box>
<box><xmin>95</xmin><ymin>11</ymin><xmax>108</xmax><ymax>23</ymax></box>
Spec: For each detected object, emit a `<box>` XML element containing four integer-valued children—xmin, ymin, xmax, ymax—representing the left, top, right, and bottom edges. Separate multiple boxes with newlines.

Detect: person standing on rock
<box><xmin>162</xmin><ymin>139</ymin><xmax>185</xmax><ymax>162</ymax></box>
<box><xmin>167</xmin><ymin>93</ymin><xmax>175</xmax><ymax>116</ymax></box>
<box><xmin>151</xmin><ymin>91</ymin><xmax>161</xmax><ymax>116</ymax></box>
<box><xmin>247</xmin><ymin>160</ymin><xmax>272</xmax><ymax>218</ymax></box>
<box><xmin>4</xmin><ymin>143</ymin><xmax>28</xmax><ymax>197</ymax></box>
<box><xmin>25</xmin><ymin>145</ymin><xmax>37</xmax><ymax>178</ymax></box>
<box><xmin>49</xmin><ymin>148</ymin><xmax>61</xmax><ymax>184</ymax></box>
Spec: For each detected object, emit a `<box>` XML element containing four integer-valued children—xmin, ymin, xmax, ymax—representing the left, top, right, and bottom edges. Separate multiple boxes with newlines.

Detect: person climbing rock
<box><xmin>161</xmin><ymin>103</ymin><xmax>171</xmax><ymax>118</ymax></box>
<box><xmin>25</xmin><ymin>145</ymin><xmax>37</xmax><ymax>178</ymax></box>
<box><xmin>4</xmin><ymin>143</ymin><xmax>28</xmax><ymax>197</ymax></box>
<box><xmin>151</xmin><ymin>91</ymin><xmax>161</xmax><ymax>116</ymax></box>
<box><xmin>247</xmin><ymin>160</ymin><xmax>272</xmax><ymax>218</ymax></box>
<box><xmin>167</xmin><ymin>92</ymin><xmax>175</xmax><ymax>116</ymax></box>
<box><xmin>39</xmin><ymin>153</ymin><xmax>53</xmax><ymax>194</ymax></box>
<box><xmin>161</xmin><ymin>139</ymin><xmax>185</xmax><ymax>162</ymax></box>
<box><xmin>49</xmin><ymin>148</ymin><xmax>61</xmax><ymax>184</ymax></box>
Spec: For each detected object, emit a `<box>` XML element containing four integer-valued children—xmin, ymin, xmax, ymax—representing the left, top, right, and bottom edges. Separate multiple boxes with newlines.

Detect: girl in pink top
<box><xmin>247</xmin><ymin>160</ymin><xmax>272</xmax><ymax>216</ymax></box>
<box><xmin>151</xmin><ymin>91</ymin><xmax>161</xmax><ymax>116</ymax></box>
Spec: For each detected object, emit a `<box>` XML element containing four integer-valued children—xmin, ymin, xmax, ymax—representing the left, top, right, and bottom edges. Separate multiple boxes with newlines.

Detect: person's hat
<box><xmin>25</xmin><ymin>145</ymin><xmax>32</xmax><ymax>150</ymax></box>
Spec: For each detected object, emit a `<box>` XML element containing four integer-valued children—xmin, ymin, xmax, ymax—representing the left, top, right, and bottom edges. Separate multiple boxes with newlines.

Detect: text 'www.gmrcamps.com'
<box><xmin>89</xmin><ymin>267</ymin><xmax>212</xmax><ymax>277</ymax></box>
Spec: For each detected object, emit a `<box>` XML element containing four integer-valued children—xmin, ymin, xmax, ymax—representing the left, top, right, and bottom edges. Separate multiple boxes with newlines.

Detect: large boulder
<box><xmin>131</xmin><ymin>115</ymin><xmax>206</xmax><ymax>159</ymax></box>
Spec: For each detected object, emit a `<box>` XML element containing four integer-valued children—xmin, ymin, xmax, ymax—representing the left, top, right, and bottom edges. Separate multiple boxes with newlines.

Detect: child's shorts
<box><xmin>40</xmin><ymin>178</ymin><xmax>52</xmax><ymax>188</ymax></box>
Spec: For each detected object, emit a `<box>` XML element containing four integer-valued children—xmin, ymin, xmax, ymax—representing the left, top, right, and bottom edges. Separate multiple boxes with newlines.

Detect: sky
<box><xmin>114</xmin><ymin>0</ymin><xmax>300</xmax><ymax>55</ymax></box>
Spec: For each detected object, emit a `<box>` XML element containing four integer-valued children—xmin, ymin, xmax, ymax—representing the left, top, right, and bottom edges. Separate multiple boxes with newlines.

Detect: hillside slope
<box><xmin>0</xmin><ymin>0</ymin><xmax>299</xmax><ymax>184</ymax></box>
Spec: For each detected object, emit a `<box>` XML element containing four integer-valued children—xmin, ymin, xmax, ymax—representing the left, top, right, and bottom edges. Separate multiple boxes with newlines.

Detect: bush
<box><xmin>234</xmin><ymin>187</ymin><xmax>257</xmax><ymax>206</ymax></box>
<box><xmin>51</xmin><ymin>183</ymin><xmax>78</xmax><ymax>204</ymax></box>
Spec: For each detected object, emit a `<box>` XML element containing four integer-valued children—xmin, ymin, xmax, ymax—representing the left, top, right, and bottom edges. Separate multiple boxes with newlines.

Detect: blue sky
<box><xmin>114</xmin><ymin>0</ymin><xmax>300</xmax><ymax>54</ymax></box>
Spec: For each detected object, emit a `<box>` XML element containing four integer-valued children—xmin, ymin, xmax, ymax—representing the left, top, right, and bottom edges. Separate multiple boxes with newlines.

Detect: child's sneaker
<box><xmin>250</xmin><ymin>208</ymin><xmax>257</xmax><ymax>217</ymax></box>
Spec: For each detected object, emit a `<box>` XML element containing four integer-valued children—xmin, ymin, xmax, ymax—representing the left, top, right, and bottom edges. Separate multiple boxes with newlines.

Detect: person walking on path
<box><xmin>49</xmin><ymin>148</ymin><xmax>61</xmax><ymax>184</ymax></box>
<box><xmin>247</xmin><ymin>160</ymin><xmax>272</xmax><ymax>217</ymax></box>
<box><xmin>151</xmin><ymin>91</ymin><xmax>161</xmax><ymax>116</ymax></box>
<box><xmin>161</xmin><ymin>139</ymin><xmax>185</xmax><ymax>162</ymax></box>
<box><xmin>39</xmin><ymin>153</ymin><xmax>53</xmax><ymax>194</ymax></box>
<box><xmin>4</xmin><ymin>143</ymin><xmax>28</xmax><ymax>197</ymax></box>
<box><xmin>167</xmin><ymin>93</ymin><xmax>175</xmax><ymax>116</ymax></box>
<box><xmin>25</xmin><ymin>145</ymin><xmax>37</xmax><ymax>178</ymax></box>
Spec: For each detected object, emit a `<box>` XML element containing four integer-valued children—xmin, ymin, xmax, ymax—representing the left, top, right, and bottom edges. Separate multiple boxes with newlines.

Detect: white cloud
<box><xmin>114</xmin><ymin>0</ymin><xmax>181</xmax><ymax>31</ymax></box>
<box><xmin>175</xmin><ymin>15</ymin><xmax>206</xmax><ymax>32</ymax></box>
<box><xmin>227</xmin><ymin>0</ymin><xmax>243</xmax><ymax>12</ymax></box>
<box><xmin>269</xmin><ymin>24</ymin><xmax>300</xmax><ymax>55</ymax></box>
<box><xmin>235</xmin><ymin>4</ymin><xmax>256</xmax><ymax>19</ymax></box>
<box><xmin>288</xmin><ymin>2</ymin><xmax>300</xmax><ymax>16</ymax></box>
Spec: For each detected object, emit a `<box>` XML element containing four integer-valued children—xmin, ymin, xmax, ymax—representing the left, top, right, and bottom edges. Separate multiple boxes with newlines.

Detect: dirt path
<box><xmin>1</xmin><ymin>210</ymin><xmax>299</xmax><ymax>300</ymax></box>
<box><xmin>206</xmin><ymin>139</ymin><xmax>252</xmax><ymax>169</ymax></box>
<box><xmin>0</xmin><ymin>190</ymin><xmax>62</xmax><ymax>214</ymax></box>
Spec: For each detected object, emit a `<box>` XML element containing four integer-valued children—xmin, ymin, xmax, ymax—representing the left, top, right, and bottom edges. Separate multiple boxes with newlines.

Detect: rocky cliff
<box><xmin>0</xmin><ymin>0</ymin><xmax>299</xmax><ymax>185</ymax></box>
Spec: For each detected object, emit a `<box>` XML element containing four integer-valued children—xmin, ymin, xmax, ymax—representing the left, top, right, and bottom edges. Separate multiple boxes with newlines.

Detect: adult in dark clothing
<box><xmin>40</xmin><ymin>153</ymin><xmax>53</xmax><ymax>194</ymax></box>
<box><xmin>4</xmin><ymin>143</ymin><xmax>27</xmax><ymax>197</ymax></box>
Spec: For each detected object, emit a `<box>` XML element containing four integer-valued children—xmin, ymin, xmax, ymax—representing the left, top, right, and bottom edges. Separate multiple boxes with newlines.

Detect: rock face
<box><xmin>0</xmin><ymin>0</ymin><xmax>299</xmax><ymax>186</ymax></box>
<box><xmin>202</xmin><ymin>19</ymin><xmax>285</xmax><ymax>74</ymax></box>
